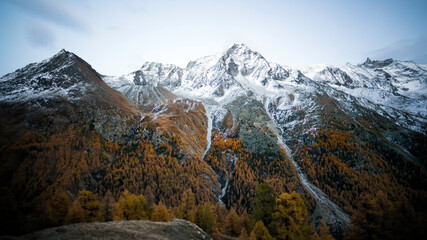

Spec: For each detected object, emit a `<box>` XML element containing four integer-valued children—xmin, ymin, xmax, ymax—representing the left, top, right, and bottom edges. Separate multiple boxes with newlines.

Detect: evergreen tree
<box><xmin>250</xmin><ymin>183</ymin><xmax>276</xmax><ymax>232</ymax></box>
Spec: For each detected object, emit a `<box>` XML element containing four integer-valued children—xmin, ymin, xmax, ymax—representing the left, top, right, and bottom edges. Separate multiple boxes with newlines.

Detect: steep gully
<box><xmin>201</xmin><ymin>101</ymin><xmax>350</xmax><ymax>223</ymax></box>
<box><xmin>264</xmin><ymin>101</ymin><xmax>350</xmax><ymax>231</ymax></box>
<box><xmin>202</xmin><ymin>104</ymin><xmax>213</xmax><ymax>160</ymax></box>
<box><xmin>201</xmin><ymin>103</ymin><xmax>229</xmax><ymax>206</ymax></box>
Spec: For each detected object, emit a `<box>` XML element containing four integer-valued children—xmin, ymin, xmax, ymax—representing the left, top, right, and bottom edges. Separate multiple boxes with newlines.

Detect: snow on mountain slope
<box><xmin>107</xmin><ymin>43</ymin><xmax>426</xmax><ymax>135</ymax></box>
<box><xmin>0</xmin><ymin>50</ymin><xmax>86</xmax><ymax>102</ymax></box>
<box><xmin>299</xmin><ymin>58</ymin><xmax>427</xmax><ymax>133</ymax></box>
<box><xmin>104</xmin><ymin>44</ymin><xmax>294</xmax><ymax>105</ymax></box>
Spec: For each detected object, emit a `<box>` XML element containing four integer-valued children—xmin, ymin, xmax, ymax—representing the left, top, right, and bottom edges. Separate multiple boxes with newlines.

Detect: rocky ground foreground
<box><xmin>0</xmin><ymin>219</ymin><xmax>212</xmax><ymax>240</ymax></box>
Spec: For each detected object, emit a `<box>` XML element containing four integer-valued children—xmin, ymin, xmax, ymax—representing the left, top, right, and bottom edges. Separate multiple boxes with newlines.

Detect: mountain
<box><xmin>0</xmin><ymin>50</ymin><xmax>218</xmax><ymax>235</ymax></box>
<box><xmin>0</xmin><ymin>49</ymin><xmax>139</xmax><ymax>141</ymax></box>
<box><xmin>1</xmin><ymin>44</ymin><xmax>426</xmax><ymax>239</ymax></box>
<box><xmin>103</xmin><ymin>43</ymin><xmax>427</xmax><ymax>237</ymax></box>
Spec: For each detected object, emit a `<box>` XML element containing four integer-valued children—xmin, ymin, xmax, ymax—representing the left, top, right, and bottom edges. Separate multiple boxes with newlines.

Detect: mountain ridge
<box><xmin>0</xmin><ymin>44</ymin><xmax>426</xmax><ymax>239</ymax></box>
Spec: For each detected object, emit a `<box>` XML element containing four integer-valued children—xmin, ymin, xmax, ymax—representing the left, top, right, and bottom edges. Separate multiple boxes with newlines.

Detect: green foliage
<box><xmin>113</xmin><ymin>190</ymin><xmax>148</xmax><ymax>220</ymax></box>
<box><xmin>250</xmin><ymin>184</ymin><xmax>276</xmax><ymax>232</ymax></box>
<box><xmin>195</xmin><ymin>203</ymin><xmax>215</xmax><ymax>234</ymax></box>
<box><xmin>204</xmin><ymin>132</ymin><xmax>303</xmax><ymax>213</ymax></box>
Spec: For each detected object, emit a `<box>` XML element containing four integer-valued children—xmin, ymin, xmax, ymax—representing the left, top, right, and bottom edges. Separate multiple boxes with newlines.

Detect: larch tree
<box><xmin>272</xmin><ymin>192</ymin><xmax>314</xmax><ymax>240</ymax></box>
<box><xmin>249</xmin><ymin>220</ymin><xmax>275</xmax><ymax>240</ymax></box>
<box><xmin>224</xmin><ymin>208</ymin><xmax>241</xmax><ymax>236</ymax></box>
<box><xmin>114</xmin><ymin>190</ymin><xmax>148</xmax><ymax>220</ymax></box>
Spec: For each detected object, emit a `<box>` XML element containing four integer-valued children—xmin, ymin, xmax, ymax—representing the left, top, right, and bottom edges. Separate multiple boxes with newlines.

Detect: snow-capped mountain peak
<box><xmin>102</xmin><ymin>44</ymin><xmax>427</xmax><ymax>133</ymax></box>
<box><xmin>0</xmin><ymin>49</ymin><xmax>101</xmax><ymax>102</ymax></box>
<box><xmin>361</xmin><ymin>57</ymin><xmax>394</xmax><ymax>68</ymax></box>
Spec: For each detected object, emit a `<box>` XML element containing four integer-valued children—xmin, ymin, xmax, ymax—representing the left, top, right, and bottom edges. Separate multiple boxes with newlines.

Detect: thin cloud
<box><xmin>9</xmin><ymin>0</ymin><xmax>88</xmax><ymax>32</ymax></box>
<box><xmin>370</xmin><ymin>35</ymin><xmax>427</xmax><ymax>63</ymax></box>
<box><xmin>25</xmin><ymin>21</ymin><xmax>55</xmax><ymax>48</ymax></box>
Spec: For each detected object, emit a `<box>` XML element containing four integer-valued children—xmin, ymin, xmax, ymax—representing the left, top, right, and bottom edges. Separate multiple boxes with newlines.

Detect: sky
<box><xmin>0</xmin><ymin>0</ymin><xmax>426</xmax><ymax>77</ymax></box>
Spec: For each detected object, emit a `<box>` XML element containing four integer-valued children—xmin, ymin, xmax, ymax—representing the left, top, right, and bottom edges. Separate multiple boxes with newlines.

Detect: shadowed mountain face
<box><xmin>0</xmin><ymin>45</ymin><xmax>426</xmax><ymax>239</ymax></box>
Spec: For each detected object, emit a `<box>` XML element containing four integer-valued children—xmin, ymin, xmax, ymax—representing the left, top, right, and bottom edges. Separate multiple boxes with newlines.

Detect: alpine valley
<box><xmin>0</xmin><ymin>44</ymin><xmax>426</xmax><ymax>240</ymax></box>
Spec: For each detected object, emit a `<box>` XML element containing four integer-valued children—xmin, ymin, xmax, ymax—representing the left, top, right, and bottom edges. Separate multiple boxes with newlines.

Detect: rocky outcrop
<box><xmin>1</xmin><ymin>220</ymin><xmax>211</xmax><ymax>240</ymax></box>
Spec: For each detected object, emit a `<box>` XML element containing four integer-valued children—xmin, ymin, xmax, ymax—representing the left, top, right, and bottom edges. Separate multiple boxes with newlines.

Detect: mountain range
<box><xmin>0</xmin><ymin>44</ymin><xmax>426</xmax><ymax>239</ymax></box>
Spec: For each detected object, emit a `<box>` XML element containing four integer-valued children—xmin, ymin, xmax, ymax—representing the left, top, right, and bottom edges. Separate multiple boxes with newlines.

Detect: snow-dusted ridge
<box><xmin>0</xmin><ymin>49</ymin><xmax>87</xmax><ymax>102</ymax></box>
<box><xmin>103</xmin><ymin>44</ymin><xmax>426</xmax><ymax>135</ymax></box>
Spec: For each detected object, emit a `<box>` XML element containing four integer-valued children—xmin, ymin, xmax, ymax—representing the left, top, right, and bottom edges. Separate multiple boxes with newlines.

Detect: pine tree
<box><xmin>250</xmin><ymin>183</ymin><xmax>276</xmax><ymax>232</ymax></box>
<box><xmin>345</xmin><ymin>193</ymin><xmax>383</xmax><ymax>240</ymax></box>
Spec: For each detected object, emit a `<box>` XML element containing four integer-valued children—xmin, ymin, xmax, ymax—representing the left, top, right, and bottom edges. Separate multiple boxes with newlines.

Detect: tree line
<box><xmin>45</xmin><ymin>183</ymin><xmax>334</xmax><ymax>240</ymax></box>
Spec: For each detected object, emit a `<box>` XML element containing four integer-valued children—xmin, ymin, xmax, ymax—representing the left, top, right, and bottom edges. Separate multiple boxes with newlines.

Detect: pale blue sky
<box><xmin>0</xmin><ymin>0</ymin><xmax>426</xmax><ymax>76</ymax></box>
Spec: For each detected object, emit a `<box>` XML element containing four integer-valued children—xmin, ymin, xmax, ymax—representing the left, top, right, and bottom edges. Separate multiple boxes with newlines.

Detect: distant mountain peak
<box><xmin>229</xmin><ymin>43</ymin><xmax>250</xmax><ymax>50</ymax></box>
<box><xmin>58</xmin><ymin>48</ymin><xmax>68</xmax><ymax>54</ymax></box>
<box><xmin>225</xmin><ymin>43</ymin><xmax>259</xmax><ymax>57</ymax></box>
<box><xmin>362</xmin><ymin>57</ymin><xmax>394</xmax><ymax>68</ymax></box>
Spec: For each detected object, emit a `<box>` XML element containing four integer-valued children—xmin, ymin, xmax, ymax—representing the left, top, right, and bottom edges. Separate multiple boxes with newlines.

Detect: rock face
<box><xmin>1</xmin><ymin>220</ymin><xmax>211</xmax><ymax>240</ymax></box>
